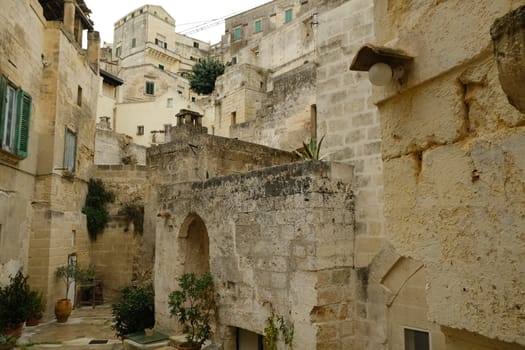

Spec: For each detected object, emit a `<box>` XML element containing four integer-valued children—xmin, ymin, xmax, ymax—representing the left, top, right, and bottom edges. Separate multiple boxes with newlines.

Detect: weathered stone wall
<box><xmin>147</xmin><ymin>131</ymin><xmax>298</xmax><ymax>184</ymax></box>
<box><xmin>317</xmin><ymin>0</ymin><xmax>383</xmax><ymax>267</ymax></box>
<box><xmin>95</xmin><ymin>128</ymin><xmax>146</xmax><ymax>165</ymax></box>
<box><xmin>227</xmin><ymin>62</ymin><xmax>317</xmax><ymax>151</ymax></box>
<box><xmin>152</xmin><ymin>160</ymin><xmax>355</xmax><ymax>350</ymax></box>
<box><xmin>90</xmin><ymin>165</ymin><xmax>150</xmax><ymax>301</ymax></box>
<box><xmin>375</xmin><ymin>0</ymin><xmax>525</xmax><ymax>347</ymax></box>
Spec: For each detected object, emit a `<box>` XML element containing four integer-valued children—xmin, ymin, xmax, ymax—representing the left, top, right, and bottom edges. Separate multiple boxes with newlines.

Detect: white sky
<box><xmin>85</xmin><ymin>0</ymin><xmax>271</xmax><ymax>45</ymax></box>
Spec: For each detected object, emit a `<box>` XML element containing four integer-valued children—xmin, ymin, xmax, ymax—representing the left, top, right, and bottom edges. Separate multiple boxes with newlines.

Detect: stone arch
<box><xmin>179</xmin><ymin>213</ymin><xmax>210</xmax><ymax>276</ymax></box>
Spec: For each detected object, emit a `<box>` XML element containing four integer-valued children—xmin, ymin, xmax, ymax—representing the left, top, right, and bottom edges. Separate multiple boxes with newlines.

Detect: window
<box><xmin>231</xmin><ymin>56</ymin><xmax>237</xmax><ymax>65</ymax></box>
<box><xmin>137</xmin><ymin>125</ymin><xmax>144</xmax><ymax>135</ymax></box>
<box><xmin>193</xmin><ymin>41</ymin><xmax>199</xmax><ymax>48</ymax></box>
<box><xmin>167</xmin><ymin>98</ymin><xmax>173</xmax><ymax>108</ymax></box>
<box><xmin>155</xmin><ymin>36</ymin><xmax>167</xmax><ymax>49</ymax></box>
<box><xmin>231</xmin><ymin>111</ymin><xmax>236</xmax><ymax>125</ymax></box>
<box><xmin>77</xmin><ymin>86</ymin><xmax>82</xmax><ymax>106</ymax></box>
<box><xmin>159</xmin><ymin>64</ymin><xmax>164</xmax><ymax>70</ymax></box>
<box><xmin>145</xmin><ymin>81</ymin><xmax>155</xmax><ymax>95</ymax></box>
<box><xmin>131</xmin><ymin>38</ymin><xmax>136</xmax><ymax>48</ymax></box>
<box><xmin>115</xmin><ymin>45</ymin><xmax>122</xmax><ymax>57</ymax></box>
<box><xmin>191</xmin><ymin>97</ymin><xmax>196</xmax><ymax>102</ymax></box>
<box><xmin>404</xmin><ymin>329</ymin><xmax>430</xmax><ymax>350</ymax></box>
<box><xmin>233</xmin><ymin>27</ymin><xmax>241</xmax><ymax>41</ymax></box>
<box><xmin>177</xmin><ymin>90</ymin><xmax>183</xmax><ymax>95</ymax></box>
<box><xmin>0</xmin><ymin>76</ymin><xmax>32</xmax><ymax>158</ymax></box>
<box><xmin>255</xmin><ymin>20</ymin><xmax>262</xmax><ymax>33</ymax></box>
<box><xmin>285</xmin><ymin>9</ymin><xmax>293</xmax><ymax>23</ymax></box>
<box><xmin>63</xmin><ymin>128</ymin><xmax>77</xmax><ymax>172</ymax></box>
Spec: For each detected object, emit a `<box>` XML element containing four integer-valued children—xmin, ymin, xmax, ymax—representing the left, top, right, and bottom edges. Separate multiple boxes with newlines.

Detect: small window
<box><xmin>115</xmin><ymin>46</ymin><xmax>122</xmax><ymax>57</ymax></box>
<box><xmin>191</xmin><ymin>96</ymin><xmax>196</xmax><ymax>102</ymax></box>
<box><xmin>404</xmin><ymin>329</ymin><xmax>430</xmax><ymax>350</ymax></box>
<box><xmin>231</xmin><ymin>56</ymin><xmax>237</xmax><ymax>65</ymax></box>
<box><xmin>177</xmin><ymin>90</ymin><xmax>183</xmax><ymax>95</ymax></box>
<box><xmin>131</xmin><ymin>38</ymin><xmax>136</xmax><ymax>48</ymax></box>
<box><xmin>193</xmin><ymin>41</ymin><xmax>199</xmax><ymax>48</ymax></box>
<box><xmin>0</xmin><ymin>76</ymin><xmax>32</xmax><ymax>158</ymax></box>
<box><xmin>145</xmin><ymin>81</ymin><xmax>155</xmax><ymax>95</ymax></box>
<box><xmin>255</xmin><ymin>20</ymin><xmax>262</xmax><ymax>33</ymax></box>
<box><xmin>164</xmin><ymin>42</ymin><xmax>167</xmax><ymax>49</ymax></box>
<box><xmin>159</xmin><ymin>64</ymin><xmax>164</xmax><ymax>70</ymax></box>
<box><xmin>167</xmin><ymin>98</ymin><xmax>173</xmax><ymax>108</ymax></box>
<box><xmin>233</xmin><ymin>27</ymin><xmax>241</xmax><ymax>41</ymax></box>
<box><xmin>63</xmin><ymin>128</ymin><xmax>77</xmax><ymax>172</ymax></box>
<box><xmin>285</xmin><ymin>9</ymin><xmax>293</xmax><ymax>23</ymax></box>
<box><xmin>77</xmin><ymin>86</ymin><xmax>82</xmax><ymax>106</ymax></box>
<box><xmin>137</xmin><ymin>125</ymin><xmax>144</xmax><ymax>135</ymax></box>
<box><xmin>231</xmin><ymin>111</ymin><xmax>236</xmax><ymax>125</ymax></box>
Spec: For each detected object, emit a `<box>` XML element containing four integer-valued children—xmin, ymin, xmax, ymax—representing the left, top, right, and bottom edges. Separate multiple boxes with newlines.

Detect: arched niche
<box><xmin>179</xmin><ymin>213</ymin><xmax>210</xmax><ymax>276</ymax></box>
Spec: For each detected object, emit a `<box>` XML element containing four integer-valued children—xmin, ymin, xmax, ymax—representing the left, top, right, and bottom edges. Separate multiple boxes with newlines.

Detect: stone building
<box><xmin>97</xmin><ymin>5</ymin><xmax>210</xmax><ymax>147</ymax></box>
<box><xmin>0</xmin><ymin>0</ymin><xmax>100</xmax><ymax>316</ymax></box>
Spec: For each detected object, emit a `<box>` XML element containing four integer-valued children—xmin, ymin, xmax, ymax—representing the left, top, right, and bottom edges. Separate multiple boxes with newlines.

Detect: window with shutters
<box><xmin>145</xmin><ymin>81</ymin><xmax>155</xmax><ymax>95</ymax></box>
<box><xmin>233</xmin><ymin>27</ymin><xmax>241</xmax><ymax>41</ymax></box>
<box><xmin>255</xmin><ymin>20</ymin><xmax>262</xmax><ymax>33</ymax></box>
<box><xmin>285</xmin><ymin>9</ymin><xmax>293</xmax><ymax>23</ymax></box>
<box><xmin>63</xmin><ymin>128</ymin><xmax>77</xmax><ymax>172</ymax></box>
<box><xmin>0</xmin><ymin>76</ymin><xmax>32</xmax><ymax>158</ymax></box>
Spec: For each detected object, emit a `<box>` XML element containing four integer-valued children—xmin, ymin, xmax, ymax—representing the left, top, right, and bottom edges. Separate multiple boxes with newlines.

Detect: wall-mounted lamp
<box><xmin>350</xmin><ymin>44</ymin><xmax>414</xmax><ymax>86</ymax></box>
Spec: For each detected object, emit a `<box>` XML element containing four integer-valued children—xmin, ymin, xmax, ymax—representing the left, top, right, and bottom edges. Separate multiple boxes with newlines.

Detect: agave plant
<box><xmin>295</xmin><ymin>136</ymin><xmax>325</xmax><ymax>160</ymax></box>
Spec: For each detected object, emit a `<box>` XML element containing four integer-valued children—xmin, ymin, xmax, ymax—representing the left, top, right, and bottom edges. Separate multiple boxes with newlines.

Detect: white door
<box><xmin>67</xmin><ymin>254</ymin><xmax>77</xmax><ymax>306</ymax></box>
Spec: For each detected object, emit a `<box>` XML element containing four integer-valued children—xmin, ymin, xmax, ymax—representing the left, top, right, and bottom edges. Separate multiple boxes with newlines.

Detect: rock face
<box><xmin>491</xmin><ymin>5</ymin><xmax>525</xmax><ymax>113</ymax></box>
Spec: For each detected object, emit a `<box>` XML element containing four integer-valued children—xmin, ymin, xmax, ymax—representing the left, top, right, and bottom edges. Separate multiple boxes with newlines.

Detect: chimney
<box><xmin>63</xmin><ymin>0</ymin><xmax>76</xmax><ymax>36</ymax></box>
<box><xmin>87</xmin><ymin>31</ymin><xmax>100</xmax><ymax>72</ymax></box>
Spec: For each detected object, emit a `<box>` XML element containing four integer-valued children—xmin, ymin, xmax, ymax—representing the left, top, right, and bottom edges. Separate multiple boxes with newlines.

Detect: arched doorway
<box><xmin>179</xmin><ymin>214</ymin><xmax>210</xmax><ymax>276</ymax></box>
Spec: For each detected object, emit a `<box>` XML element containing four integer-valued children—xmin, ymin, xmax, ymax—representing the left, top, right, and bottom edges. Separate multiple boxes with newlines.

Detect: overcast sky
<box><xmin>85</xmin><ymin>0</ymin><xmax>271</xmax><ymax>45</ymax></box>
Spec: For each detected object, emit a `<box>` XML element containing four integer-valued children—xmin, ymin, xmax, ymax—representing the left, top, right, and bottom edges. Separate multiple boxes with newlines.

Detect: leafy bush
<box><xmin>189</xmin><ymin>57</ymin><xmax>225</xmax><ymax>95</ymax></box>
<box><xmin>112</xmin><ymin>284</ymin><xmax>155</xmax><ymax>337</ymax></box>
<box><xmin>82</xmin><ymin>179</ymin><xmax>114</xmax><ymax>240</ymax></box>
<box><xmin>0</xmin><ymin>271</ymin><xmax>32</xmax><ymax>329</ymax></box>
<box><xmin>168</xmin><ymin>273</ymin><xmax>215</xmax><ymax>348</ymax></box>
<box><xmin>27</xmin><ymin>290</ymin><xmax>45</xmax><ymax>320</ymax></box>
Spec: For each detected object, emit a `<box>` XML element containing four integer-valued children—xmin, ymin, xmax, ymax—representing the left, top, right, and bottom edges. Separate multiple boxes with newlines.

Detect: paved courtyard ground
<box><xmin>16</xmin><ymin>304</ymin><xmax>122</xmax><ymax>350</ymax></box>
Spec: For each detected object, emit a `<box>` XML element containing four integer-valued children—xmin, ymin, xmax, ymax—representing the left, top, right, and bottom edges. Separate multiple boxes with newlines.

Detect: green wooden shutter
<box><xmin>16</xmin><ymin>90</ymin><xmax>31</xmax><ymax>158</ymax></box>
<box><xmin>0</xmin><ymin>76</ymin><xmax>7</xmax><ymax>146</ymax></box>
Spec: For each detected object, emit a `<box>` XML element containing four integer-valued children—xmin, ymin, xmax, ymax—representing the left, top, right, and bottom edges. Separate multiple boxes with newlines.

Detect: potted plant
<box><xmin>0</xmin><ymin>271</ymin><xmax>32</xmax><ymax>338</ymax></box>
<box><xmin>112</xmin><ymin>284</ymin><xmax>155</xmax><ymax>338</ymax></box>
<box><xmin>26</xmin><ymin>290</ymin><xmax>45</xmax><ymax>326</ymax></box>
<box><xmin>168</xmin><ymin>273</ymin><xmax>216</xmax><ymax>350</ymax></box>
<box><xmin>54</xmin><ymin>264</ymin><xmax>82</xmax><ymax>323</ymax></box>
<box><xmin>0</xmin><ymin>334</ymin><xmax>16</xmax><ymax>350</ymax></box>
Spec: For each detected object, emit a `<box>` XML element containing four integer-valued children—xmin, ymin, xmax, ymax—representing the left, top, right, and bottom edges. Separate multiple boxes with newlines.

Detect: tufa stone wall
<box><xmin>152</xmin><ymin>160</ymin><xmax>356</xmax><ymax>350</ymax></box>
<box><xmin>375</xmin><ymin>0</ymin><xmax>525</xmax><ymax>347</ymax></box>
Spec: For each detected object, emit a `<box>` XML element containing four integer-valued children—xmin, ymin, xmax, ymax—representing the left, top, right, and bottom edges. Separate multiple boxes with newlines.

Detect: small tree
<box><xmin>112</xmin><ymin>284</ymin><xmax>155</xmax><ymax>337</ymax></box>
<box><xmin>189</xmin><ymin>57</ymin><xmax>225</xmax><ymax>95</ymax></box>
<box><xmin>55</xmin><ymin>265</ymin><xmax>82</xmax><ymax>300</ymax></box>
<box><xmin>82</xmin><ymin>179</ymin><xmax>114</xmax><ymax>240</ymax></box>
<box><xmin>168</xmin><ymin>273</ymin><xmax>215</xmax><ymax>349</ymax></box>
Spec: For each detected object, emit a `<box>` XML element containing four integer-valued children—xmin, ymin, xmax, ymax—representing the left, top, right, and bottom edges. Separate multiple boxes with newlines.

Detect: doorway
<box><xmin>67</xmin><ymin>254</ymin><xmax>77</xmax><ymax>306</ymax></box>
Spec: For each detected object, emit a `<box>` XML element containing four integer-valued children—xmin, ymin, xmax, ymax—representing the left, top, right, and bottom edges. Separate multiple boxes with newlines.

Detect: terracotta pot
<box><xmin>490</xmin><ymin>5</ymin><xmax>525</xmax><ymax>113</ymax></box>
<box><xmin>54</xmin><ymin>298</ymin><xmax>72</xmax><ymax>323</ymax></box>
<box><xmin>26</xmin><ymin>317</ymin><xmax>41</xmax><ymax>327</ymax></box>
<box><xmin>0</xmin><ymin>342</ymin><xmax>15</xmax><ymax>350</ymax></box>
<box><xmin>176</xmin><ymin>342</ymin><xmax>201</xmax><ymax>350</ymax></box>
<box><xmin>2</xmin><ymin>323</ymin><xmax>24</xmax><ymax>338</ymax></box>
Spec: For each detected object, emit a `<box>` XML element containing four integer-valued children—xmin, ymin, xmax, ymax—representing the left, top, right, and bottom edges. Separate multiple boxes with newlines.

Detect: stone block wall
<box><xmin>152</xmin><ymin>160</ymin><xmax>355</xmax><ymax>350</ymax></box>
<box><xmin>89</xmin><ymin>165</ymin><xmax>149</xmax><ymax>301</ymax></box>
<box><xmin>95</xmin><ymin>128</ymin><xmax>146</xmax><ymax>165</ymax></box>
<box><xmin>316</xmin><ymin>0</ymin><xmax>383</xmax><ymax>267</ymax></box>
<box><xmin>374</xmin><ymin>0</ymin><xmax>525</xmax><ymax>347</ymax></box>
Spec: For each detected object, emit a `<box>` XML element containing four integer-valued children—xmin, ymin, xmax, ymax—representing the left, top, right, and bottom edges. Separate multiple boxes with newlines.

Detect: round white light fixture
<box><xmin>368</xmin><ymin>62</ymin><xmax>393</xmax><ymax>86</ymax></box>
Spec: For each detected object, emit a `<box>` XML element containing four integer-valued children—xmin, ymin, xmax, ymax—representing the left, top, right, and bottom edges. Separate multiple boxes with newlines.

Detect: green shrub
<box><xmin>82</xmin><ymin>179</ymin><xmax>114</xmax><ymax>240</ymax></box>
<box><xmin>118</xmin><ymin>203</ymin><xmax>144</xmax><ymax>234</ymax></box>
<box><xmin>27</xmin><ymin>290</ymin><xmax>45</xmax><ymax>320</ymax></box>
<box><xmin>0</xmin><ymin>271</ymin><xmax>32</xmax><ymax>329</ymax></box>
<box><xmin>112</xmin><ymin>284</ymin><xmax>155</xmax><ymax>337</ymax></box>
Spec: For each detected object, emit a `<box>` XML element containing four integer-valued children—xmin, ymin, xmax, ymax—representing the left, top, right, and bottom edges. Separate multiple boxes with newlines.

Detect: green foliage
<box><xmin>0</xmin><ymin>271</ymin><xmax>32</xmax><ymax>329</ymax></box>
<box><xmin>112</xmin><ymin>284</ymin><xmax>155</xmax><ymax>337</ymax></box>
<box><xmin>189</xmin><ymin>57</ymin><xmax>225</xmax><ymax>95</ymax></box>
<box><xmin>55</xmin><ymin>264</ymin><xmax>97</xmax><ymax>300</ymax></box>
<box><xmin>263</xmin><ymin>311</ymin><xmax>294</xmax><ymax>350</ymax></box>
<box><xmin>0</xmin><ymin>334</ymin><xmax>16</xmax><ymax>346</ymax></box>
<box><xmin>118</xmin><ymin>203</ymin><xmax>144</xmax><ymax>234</ymax></box>
<box><xmin>168</xmin><ymin>273</ymin><xmax>216</xmax><ymax>348</ymax></box>
<box><xmin>295</xmin><ymin>136</ymin><xmax>325</xmax><ymax>160</ymax></box>
<box><xmin>27</xmin><ymin>290</ymin><xmax>45</xmax><ymax>320</ymax></box>
<box><xmin>82</xmin><ymin>179</ymin><xmax>114</xmax><ymax>240</ymax></box>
